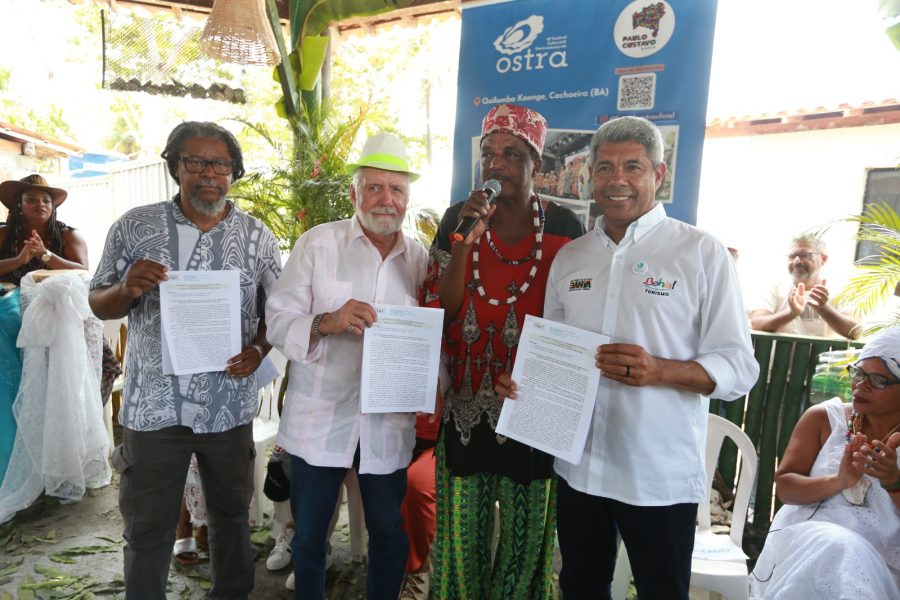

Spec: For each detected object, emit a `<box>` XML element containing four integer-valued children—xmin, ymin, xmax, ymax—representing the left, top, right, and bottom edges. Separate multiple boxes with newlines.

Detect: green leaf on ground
<box><xmin>50</xmin><ymin>546</ymin><xmax>116</xmax><ymax>557</ymax></box>
<box><xmin>48</xmin><ymin>555</ymin><xmax>76</xmax><ymax>564</ymax></box>
<box><xmin>250</xmin><ymin>529</ymin><xmax>271</xmax><ymax>545</ymax></box>
<box><xmin>0</xmin><ymin>559</ymin><xmax>23</xmax><ymax>577</ymax></box>
<box><xmin>32</xmin><ymin>535</ymin><xmax>60</xmax><ymax>544</ymax></box>
<box><xmin>34</xmin><ymin>565</ymin><xmax>74</xmax><ymax>578</ymax></box>
<box><xmin>20</xmin><ymin>578</ymin><xmax>75</xmax><ymax>589</ymax></box>
<box><xmin>17</xmin><ymin>576</ymin><xmax>36</xmax><ymax>600</ymax></box>
<box><xmin>0</xmin><ymin>590</ymin><xmax>12</xmax><ymax>600</ymax></box>
<box><xmin>93</xmin><ymin>536</ymin><xmax>121</xmax><ymax>544</ymax></box>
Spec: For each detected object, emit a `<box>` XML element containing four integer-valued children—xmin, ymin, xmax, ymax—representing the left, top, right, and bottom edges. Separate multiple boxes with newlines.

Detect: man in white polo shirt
<box><xmin>501</xmin><ymin>116</ymin><xmax>758</xmax><ymax>599</ymax></box>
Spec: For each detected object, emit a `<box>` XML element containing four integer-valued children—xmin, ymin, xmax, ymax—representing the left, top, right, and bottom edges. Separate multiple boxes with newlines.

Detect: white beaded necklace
<box><xmin>471</xmin><ymin>196</ymin><xmax>543</xmax><ymax>306</ymax></box>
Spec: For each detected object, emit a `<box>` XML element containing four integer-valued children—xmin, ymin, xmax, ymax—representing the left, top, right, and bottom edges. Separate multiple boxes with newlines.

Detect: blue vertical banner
<box><xmin>451</xmin><ymin>0</ymin><xmax>718</xmax><ymax>226</ymax></box>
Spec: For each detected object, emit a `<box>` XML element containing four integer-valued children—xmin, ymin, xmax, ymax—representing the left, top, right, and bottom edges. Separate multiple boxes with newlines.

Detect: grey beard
<box><xmin>790</xmin><ymin>267</ymin><xmax>812</xmax><ymax>284</ymax></box>
<box><xmin>356</xmin><ymin>210</ymin><xmax>402</xmax><ymax>235</ymax></box>
<box><xmin>189</xmin><ymin>193</ymin><xmax>227</xmax><ymax>216</ymax></box>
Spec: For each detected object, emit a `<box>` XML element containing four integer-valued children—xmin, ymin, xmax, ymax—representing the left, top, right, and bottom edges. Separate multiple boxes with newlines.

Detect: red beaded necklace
<box><xmin>471</xmin><ymin>195</ymin><xmax>544</xmax><ymax>306</ymax></box>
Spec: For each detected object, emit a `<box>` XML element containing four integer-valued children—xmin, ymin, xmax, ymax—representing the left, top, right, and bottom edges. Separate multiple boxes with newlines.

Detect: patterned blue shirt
<box><xmin>91</xmin><ymin>198</ymin><xmax>282</xmax><ymax>433</ymax></box>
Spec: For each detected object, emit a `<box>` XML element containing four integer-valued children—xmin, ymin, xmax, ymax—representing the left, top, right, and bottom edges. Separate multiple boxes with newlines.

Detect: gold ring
<box><xmin>346</xmin><ymin>325</ymin><xmax>354</xmax><ymax>333</ymax></box>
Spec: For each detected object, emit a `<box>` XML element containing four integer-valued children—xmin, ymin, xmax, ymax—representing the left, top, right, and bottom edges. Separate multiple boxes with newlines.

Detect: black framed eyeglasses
<box><xmin>180</xmin><ymin>156</ymin><xmax>233</xmax><ymax>175</ymax></box>
<box><xmin>847</xmin><ymin>364</ymin><xmax>900</xmax><ymax>390</ymax></box>
<box><xmin>786</xmin><ymin>252</ymin><xmax>820</xmax><ymax>260</ymax></box>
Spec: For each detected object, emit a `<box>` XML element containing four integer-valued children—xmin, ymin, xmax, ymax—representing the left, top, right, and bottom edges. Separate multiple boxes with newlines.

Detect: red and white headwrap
<box><xmin>480</xmin><ymin>104</ymin><xmax>548</xmax><ymax>156</ymax></box>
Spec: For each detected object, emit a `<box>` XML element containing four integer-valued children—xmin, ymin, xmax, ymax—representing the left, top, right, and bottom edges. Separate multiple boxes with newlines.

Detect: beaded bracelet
<box><xmin>882</xmin><ymin>478</ymin><xmax>900</xmax><ymax>493</ymax></box>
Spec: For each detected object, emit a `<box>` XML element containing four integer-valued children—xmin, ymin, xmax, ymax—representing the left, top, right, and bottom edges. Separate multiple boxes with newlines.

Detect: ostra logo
<box><xmin>492</xmin><ymin>15</ymin><xmax>568</xmax><ymax>74</ymax></box>
<box><xmin>642</xmin><ymin>276</ymin><xmax>677</xmax><ymax>297</ymax></box>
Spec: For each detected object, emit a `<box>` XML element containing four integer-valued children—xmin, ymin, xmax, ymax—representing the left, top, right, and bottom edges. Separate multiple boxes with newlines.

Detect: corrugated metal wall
<box><xmin>58</xmin><ymin>159</ymin><xmax>177</xmax><ymax>272</ymax></box>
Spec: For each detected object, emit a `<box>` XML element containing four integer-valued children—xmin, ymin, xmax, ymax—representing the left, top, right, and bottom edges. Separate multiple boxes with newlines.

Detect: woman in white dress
<box><xmin>750</xmin><ymin>327</ymin><xmax>900</xmax><ymax>599</ymax></box>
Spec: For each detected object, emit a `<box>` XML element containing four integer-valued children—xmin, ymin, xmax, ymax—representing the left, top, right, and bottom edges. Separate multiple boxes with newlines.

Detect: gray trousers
<box><xmin>111</xmin><ymin>423</ymin><xmax>255</xmax><ymax>600</ymax></box>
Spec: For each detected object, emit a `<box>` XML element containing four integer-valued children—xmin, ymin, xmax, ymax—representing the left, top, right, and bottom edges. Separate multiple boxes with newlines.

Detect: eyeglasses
<box><xmin>787</xmin><ymin>252</ymin><xmax>820</xmax><ymax>260</ymax></box>
<box><xmin>847</xmin><ymin>364</ymin><xmax>900</xmax><ymax>390</ymax></box>
<box><xmin>180</xmin><ymin>156</ymin><xmax>233</xmax><ymax>175</ymax></box>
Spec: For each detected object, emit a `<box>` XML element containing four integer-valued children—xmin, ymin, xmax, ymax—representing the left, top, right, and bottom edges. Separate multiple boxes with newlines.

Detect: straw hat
<box><xmin>0</xmin><ymin>174</ymin><xmax>67</xmax><ymax>209</ymax></box>
<box><xmin>345</xmin><ymin>133</ymin><xmax>420</xmax><ymax>182</ymax></box>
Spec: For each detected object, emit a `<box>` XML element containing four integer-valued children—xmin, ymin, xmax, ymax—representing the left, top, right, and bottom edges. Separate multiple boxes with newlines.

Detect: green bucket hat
<box><xmin>345</xmin><ymin>133</ymin><xmax>419</xmax><ymax>182</ymax></box>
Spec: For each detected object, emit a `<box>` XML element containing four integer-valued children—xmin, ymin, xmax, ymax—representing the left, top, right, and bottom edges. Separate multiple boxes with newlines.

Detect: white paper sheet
<box><xmin>495</xmin><ymin>314</ymin><xmax>608</xmax><ymax>463</ymax></box>
<box><xmin>159</xmin><ymin>270</ymin><xmax>241</xmax><ymax>376</ymax></box>
<box><xmin>691</xmin><ymin>530</ymin><xmax>749</xmax><ymax>561</ymax></box>
<box><xmin>360</xmin><ymin>304</ymin><xmax>444</xmax><ymax>413</ymax></box>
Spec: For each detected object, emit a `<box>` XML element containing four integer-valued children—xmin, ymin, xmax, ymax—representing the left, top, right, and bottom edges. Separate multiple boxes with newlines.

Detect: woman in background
<box><xmin>0</xmin><ymin>174</ymin><xmax>87</xmax><ymax>484</ymax></box>
<box><xmin>750</xmin><ymin>327</ymin><xmax>900</xmax><ymax>599</ymax></box>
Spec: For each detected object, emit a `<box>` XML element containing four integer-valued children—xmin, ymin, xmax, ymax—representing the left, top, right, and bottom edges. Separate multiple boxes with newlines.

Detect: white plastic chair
<box><xmin>612</xmin><ymin>413</ymin><xmax>758</xmax><ymax>600</ymax></box>
<box><xmin>250</xmin><ymin>348</ymin><xmax>288</xmax><ymax>525</ymax></box>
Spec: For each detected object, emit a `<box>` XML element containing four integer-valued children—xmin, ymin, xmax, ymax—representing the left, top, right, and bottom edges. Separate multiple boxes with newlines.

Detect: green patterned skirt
<box><xmin>431</xmin><ymin>434</ymin><xmax>556</xmax><ymax>600</ymax></box>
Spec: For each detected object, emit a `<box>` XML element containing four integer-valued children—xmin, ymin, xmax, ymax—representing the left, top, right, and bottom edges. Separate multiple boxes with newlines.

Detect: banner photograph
<box><xmin>452</xmin><ymin>0</ymin><xmax>717</xmax><ymax>227</ymax></box>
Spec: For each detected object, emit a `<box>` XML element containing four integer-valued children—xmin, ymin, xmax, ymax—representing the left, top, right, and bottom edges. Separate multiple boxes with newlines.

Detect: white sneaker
<box><xmin>266</xmin><ymin>527</ymin><xmax>294</xmax><ymax>571</ymax></box>
<box><xmin>280</xmin><ymin>544</ymin><xmax>331</xmax><ymax>590</ymax></box>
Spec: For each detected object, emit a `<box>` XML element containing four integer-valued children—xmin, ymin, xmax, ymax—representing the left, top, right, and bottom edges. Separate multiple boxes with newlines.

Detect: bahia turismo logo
<box><xmin>614</xmin><ymin>1</ymin><xmax>675</xmax><ymax>59</ymax></box>
<box><xmin>642</xmin><ymin>275</ymin><xmax>677</xmax><ymax>297</ymax></box>
<box><xmin>492</xmin><ymin>15</ymin><xmax>568</xmax><ymax>74</ymax></box>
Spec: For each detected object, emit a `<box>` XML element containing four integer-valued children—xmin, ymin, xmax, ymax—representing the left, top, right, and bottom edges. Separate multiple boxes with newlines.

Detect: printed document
<box><xmin>360</xmin><ymin>304</ymin><xmax>444</xmax><ymax>413</ymax></box>
<box><xmin>159</xmin><ymin>270</ymin><xmax>241</xmax><ymax>376</ymax></box>
<box><xmin>496</xmin><ymin>315</ymin><xmax>608</xmax><ymax>463</ymax></box>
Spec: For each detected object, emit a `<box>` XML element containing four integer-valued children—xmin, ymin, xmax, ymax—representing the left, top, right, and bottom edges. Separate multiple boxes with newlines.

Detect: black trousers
<box><xmin>556</xmin><ymin>475</ymin><xmax>697</xmax><ymax>600</ymax></box>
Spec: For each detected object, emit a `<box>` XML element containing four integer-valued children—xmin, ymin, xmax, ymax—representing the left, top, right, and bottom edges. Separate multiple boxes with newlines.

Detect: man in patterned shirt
<box><xmin>89</xmin><ymin>121</ymin><xmax>282</xmax><ymax>599</ymax></box>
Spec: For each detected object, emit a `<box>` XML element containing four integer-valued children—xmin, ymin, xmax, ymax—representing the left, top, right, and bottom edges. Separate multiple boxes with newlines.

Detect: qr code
<box><xmin>617</xmin><ymin>73</ymin><xmax>656</xmax><ymax>110</ymax></box>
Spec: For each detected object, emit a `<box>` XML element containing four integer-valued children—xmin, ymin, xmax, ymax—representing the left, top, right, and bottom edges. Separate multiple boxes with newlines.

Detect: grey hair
<box><xmin>590</xmin><ymin>116</ymin><xmax>665</xmax><ymax>167</ymax></box>
<box><xmin>790</xmin><ymin>233</ymin><xmax>826</xmax><ymax>253</ymax></box>
<box><xmin>350</xmin><ymin>167</ymin><xmax>410</xmax><ymax>195</ymax></box>
<box><xmin>351</xmin><ymin>168</ymin><xmax>365</xmax><ymax>193</ymax></box>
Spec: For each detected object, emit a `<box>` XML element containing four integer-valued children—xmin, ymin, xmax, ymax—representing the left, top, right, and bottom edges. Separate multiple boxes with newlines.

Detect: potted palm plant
<box><xmin>230</xmin><ymin>100</ymin><xmax>368</xmax><ymax>251</ymax></box>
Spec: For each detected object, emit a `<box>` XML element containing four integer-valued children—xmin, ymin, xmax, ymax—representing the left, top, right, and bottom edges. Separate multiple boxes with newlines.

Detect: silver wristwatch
<box><xmin>312</xmin><ymin>313</ymin><xmax>329</xmax><ymax>338</ymax></box>
<box><xmin>40</xmin><ymin>250</ymin><xmax>52</xmax><ymax>263</ymax></box>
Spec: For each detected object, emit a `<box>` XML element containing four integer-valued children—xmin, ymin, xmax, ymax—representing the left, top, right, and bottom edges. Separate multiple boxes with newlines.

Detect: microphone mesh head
<box><xmin>484</xmin><ymin>179</ymin><xmax>502</xmax><ymax>196</ymax></box>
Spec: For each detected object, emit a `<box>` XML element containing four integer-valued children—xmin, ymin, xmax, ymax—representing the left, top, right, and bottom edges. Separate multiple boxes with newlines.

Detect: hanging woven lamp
<box><xmin>200</xmin><ymin>0</ymin><xmax>281</xmax><ymax>66</ymax></box>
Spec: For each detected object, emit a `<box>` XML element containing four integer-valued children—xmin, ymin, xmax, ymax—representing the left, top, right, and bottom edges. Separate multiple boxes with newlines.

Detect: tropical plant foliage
<box><xmin>229</xmin><ymin>101</ymin><xmax>368</xmax><ymax>251</ymax></box>
<box><xmin>835</xmin><ymin>201</ymin><xmax>900</xmax><ymax>335</ymax></box>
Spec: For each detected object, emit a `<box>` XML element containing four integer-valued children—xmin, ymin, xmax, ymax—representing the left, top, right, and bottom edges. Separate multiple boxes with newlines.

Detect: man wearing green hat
<box><xmin>266</xmin><ymin>133</ymin><xmax>427</xmax><ymax>600</ymax></box>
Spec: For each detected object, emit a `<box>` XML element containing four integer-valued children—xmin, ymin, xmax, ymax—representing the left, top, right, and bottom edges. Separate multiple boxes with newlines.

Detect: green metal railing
<box><xmin>708</xmin><ymin>331</ymin><xmax>864</xmax><ymax>558</ymax></box>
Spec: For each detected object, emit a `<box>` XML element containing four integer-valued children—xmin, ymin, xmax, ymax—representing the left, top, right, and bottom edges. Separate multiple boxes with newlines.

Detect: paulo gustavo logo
<box><xmin>491</xmin><ymin>15</ymin><xmax>568</xmax><ymax>74</ymax></box>
<box><xmin>614</xmin><ymin>1</ymin><xmax>675</xmax><ymax>59</ymax></box>
<box><xmin>642</xmin><ymin>276</ymin><xmax>677</xmax><ymax>297</ymax></box>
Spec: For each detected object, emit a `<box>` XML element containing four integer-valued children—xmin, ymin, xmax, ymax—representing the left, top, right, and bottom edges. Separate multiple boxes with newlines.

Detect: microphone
<box><xmin>452</xmin><ymin>179</ymin><xmax>502</xmax><ymax>242</ymax></box>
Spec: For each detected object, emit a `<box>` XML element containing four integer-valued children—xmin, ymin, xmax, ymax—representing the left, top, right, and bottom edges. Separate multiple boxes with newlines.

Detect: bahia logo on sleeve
<box><xmin>492</xmin><ymin>15</ymin><xmax>568</xmax><ymax>74</ymax></box>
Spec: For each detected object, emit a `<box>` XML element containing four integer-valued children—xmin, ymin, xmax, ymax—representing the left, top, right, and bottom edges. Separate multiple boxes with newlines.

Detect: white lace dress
<box><xmin>749</xmin><ymin>398</ymin><xmax>900</xmax><ymax>599</ymax></box>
